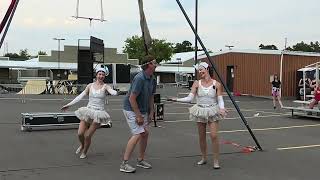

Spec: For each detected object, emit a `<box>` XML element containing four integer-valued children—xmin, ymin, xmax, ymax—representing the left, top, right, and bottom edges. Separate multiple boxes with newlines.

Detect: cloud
<box><xmin>1</xmin><ymin>0</ymin><xmax>320</xmax><ymax>55</ymax></box>
<box><xmin>22</xmin><ymin>18</ymin><xmax>35</xmax><ymax>26</ymax></box>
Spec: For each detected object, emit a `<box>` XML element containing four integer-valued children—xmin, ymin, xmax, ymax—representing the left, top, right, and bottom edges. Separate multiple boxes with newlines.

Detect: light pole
<box><xmin>53</xmin><ymin>38</ymin><xmax>65</xmax><ymax>78</ymax></box>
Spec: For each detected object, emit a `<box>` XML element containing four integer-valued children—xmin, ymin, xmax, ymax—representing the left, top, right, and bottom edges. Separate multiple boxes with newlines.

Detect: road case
<box><xmin>21</xmin><ymin>112</ymin><xmax>79</xmax><ymax>131</ymax></box>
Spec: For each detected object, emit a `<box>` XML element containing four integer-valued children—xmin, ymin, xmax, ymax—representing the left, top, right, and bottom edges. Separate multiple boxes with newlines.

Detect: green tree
<box><xmin>4</xmin><ymin>53</ymin><xmax>20</xmax><ymax>59</ymax></box>
<box><xmin>286</xmin><ymin>41</ymin><xmax>320</xmax><ymax>52</ymax></box>
<box><xmin>19</xmin><ymin>49</ymin><xmax>30</xmax><ymax>59</ymax></box>
<box><xmin>292</xmin><ymin>41</ymin><xmax>312</xmax><ymax>52</ymax></box>
<box><xmin>310</xmin><ymin>41</ymin><xmax>320</xmax><ymax>52</ymax></box>
<box><xmin>4</xmin><ymin>49</ymin><xmax>32</xmax><ymax>60</ymax></box>
<box><xmin>149</xmin><ymin>39</ymin><xmax>174</xmax><ymax>63</ymax></box>
<box><xmin>259</xmin><ymin>44</ymin><xmax>278</xmax><ymax>50</ymax></box>
<box><xmin>123</xmin><ymin>35</ymin><xmax>173</xmax><ymax>64</ymax></box>
<box><xmin>174</xmin><ymin>40</ymin><xmax>195</xmax><ymax>53</ymax></box>
<box><xmin>38</xmin><ymin>51</ymin><xmax>47</xmax><ymax>55</ymax></box>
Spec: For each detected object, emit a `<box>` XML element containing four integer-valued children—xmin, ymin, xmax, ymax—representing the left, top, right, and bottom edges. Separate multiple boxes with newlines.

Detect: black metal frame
<box><xmin>176</xmin><ymin>0</ymin><xmax>262</xmax><ymax>151</ymax></box>
<box><xmin>0</xmin><ymin>0</ymin><xmax>20</xmax><ymax>49</ymax></box>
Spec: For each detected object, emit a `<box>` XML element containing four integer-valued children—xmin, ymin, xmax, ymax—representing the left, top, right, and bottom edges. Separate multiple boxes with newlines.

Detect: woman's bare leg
<box><xmin>197</xmin><ymin>122</ymin><xmax>207</xmax><ymax>163</ymax></box>
<box><xmin>272</xmin><ymin>96</ymin><xmax>276</xmax><ymax>109</ymax></box>
<box><xmin>77</xmin><ymin>120</ymin><xmax>88</xmax><ymax>153</ymax></box>
<box><xmin>82</xmin><ymin>122</ymin><xmax>100</xmax><ymax>156</ymax></box>
<box><xmin>277</xmin><ymin>96</ymin><xmax>284</xmax><ymax>107</ymax></box>
<box><xmin>208</xmin><ymin>121</ymin><xmax>220</xmax><ymax>168</ymax></box>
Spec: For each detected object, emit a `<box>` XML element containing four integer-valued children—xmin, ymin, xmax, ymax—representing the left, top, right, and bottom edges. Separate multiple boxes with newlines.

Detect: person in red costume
<box><xmin>309</xmin><ymin>81</ymin><xmax>320</xmax><ymax>110</ymax></box>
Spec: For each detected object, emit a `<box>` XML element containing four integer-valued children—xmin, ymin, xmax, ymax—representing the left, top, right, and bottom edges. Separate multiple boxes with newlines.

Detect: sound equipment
<box><xmin>154</xmin><ymin>93</ymin><xmax>161</xmax><ymax>104</ymax></box>
<box><xmin>21</xmin><ymin>112</ymin><xmax>79</xmax><ymax>131</ymax></box>
<box><xmin>155</xmin><ymin>103</ymin><xmax>164</xmax><ymax>121</ymax></box>
<box><xmin>77</xmin><ymin>49</ymin><xmax>93</xmax><ymax>84</ymax></box>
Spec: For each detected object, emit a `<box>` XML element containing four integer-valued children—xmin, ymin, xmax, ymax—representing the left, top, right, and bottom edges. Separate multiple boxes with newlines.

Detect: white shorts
<box><xmin>123</xmin><ymin>110</ymin><xmax>149</xmax><ymax>135</ymax></box>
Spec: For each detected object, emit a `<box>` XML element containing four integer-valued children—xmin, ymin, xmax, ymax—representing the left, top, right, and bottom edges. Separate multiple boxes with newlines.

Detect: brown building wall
<box><xmin>282</xmin><ymin>55</ymin><xmax>320</xmax><ymax>97</ymax></box>
<box><xmin>200</xmin><ymin>52</ymin><xmax>320</xmax><ymax>97</ymax></box>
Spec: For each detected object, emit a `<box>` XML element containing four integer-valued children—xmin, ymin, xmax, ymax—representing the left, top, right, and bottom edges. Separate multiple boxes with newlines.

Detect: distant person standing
<box><xmin>271</xmin><ymin>74</ymin><xmax>284</xmax><ymax>109</ymax></box>
<box><xmin>120</xmin><ymin>55</ymin><xmax>157</xmax><ymax>173</ymax></box>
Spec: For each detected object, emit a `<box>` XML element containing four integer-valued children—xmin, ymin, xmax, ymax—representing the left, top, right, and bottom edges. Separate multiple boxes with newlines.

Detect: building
<box><xmin>197</xmin><ymin>49</ymin><xmax>320</xmax><ymax>97</ymax></box>
<box><xmin>0</xmin><ymin>45</ymin><xmax>139</xmax><ymax>83</ymax></box>
<box><xmin>157</xmin><ymin>51</ymin><xmax>204</xmax><ymax>83</ymax></box>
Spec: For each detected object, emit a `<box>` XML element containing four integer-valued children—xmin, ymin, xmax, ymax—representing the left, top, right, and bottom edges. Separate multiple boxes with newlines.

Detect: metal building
<box><xmin>197</xmin><ymin>49</ymin><xmax>320</xmax><ymax>97</ymax></box>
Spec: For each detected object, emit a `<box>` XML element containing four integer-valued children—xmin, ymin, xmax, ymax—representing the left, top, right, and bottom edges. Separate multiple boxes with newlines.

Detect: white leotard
<box><xmin>87</xmin><ymin>85</ymin><xmax>107</xmax><ymax>111</ymax></box>
<box><xmin>197</xmin><ymin>80</ymin><xmax>217</xmax><ymax>106</ymax></box>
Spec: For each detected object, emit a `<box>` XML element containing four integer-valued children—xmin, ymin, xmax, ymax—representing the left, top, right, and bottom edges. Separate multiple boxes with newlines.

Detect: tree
<box><xmin>123</xmin><ymin>35</ymin><xmax>173</xmax><ymax>64</ymax></box>
<box><xmin>259</xmin><ymin>44</ymin><xmax>278</xmax><ymax>50</ymax></box>
<box><xmin>4</xmin><ymin>48</ymin><xmax>30</xmax><ymax>60</ymax></box>
<box><xmin>149</xmin><ymin>39</ymin><xmax>174</xmax><ymax>63</ymax></box>
<box><xmin>38</xmin><ymin>51</ymin><xmax>47</xmax><ymax>55</ymax></box>
<box><xmin>4</xmin><ymin>53</ymin><xmax>20</xmax><ymax>59</ymax></box>
<box><xmin>4</xmin><ymin>49</ymin><xmax>47</xmax><ymax>60</ymax></box>
<box><xmin>286</xmin><ymin>41</ymin><xmax>320</xmax><ymax>52</ymax></box>
<box><xmin>19</xmin><ymin>49</ymin><xmax>30</xmax><ymax>59</ymax></box>
<box><xmin>310</xmin><ymin>41</ymin><xmax>320</xmax><ymax>52</ymax></box>
<box><xmin>174</xmin><ymin>40</ymin><xmax>195</xmax><ymax>53</ymax></box>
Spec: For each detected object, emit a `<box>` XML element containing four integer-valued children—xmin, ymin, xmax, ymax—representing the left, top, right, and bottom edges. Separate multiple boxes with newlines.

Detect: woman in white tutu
<box><xmin>169</xmin><ymin>62</ymin><xmax>226</xmax><ymax>169</ymax></box>
<box><xmin>61</xmin><ymin>66</ymin><xmax>117</xmax><ymax>159</ymax></box>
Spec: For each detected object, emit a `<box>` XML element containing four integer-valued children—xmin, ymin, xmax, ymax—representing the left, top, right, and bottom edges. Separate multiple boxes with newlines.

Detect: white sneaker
<box><xmin>136</xmin><ymin>159</ymin><xmax>152</xmax><ymax>169</ymax></box>
<box><xmin>197</xmin><ymin>159</ymin><xmax>207</xmax><ymax>165</ymax></box>
<box><xmin>101</xmin><ymin>121</ymin><xmax>112</xmax><ymax>128</ymax></box>
<box><xmin>80</xmin><ymin>153</ymin><xmax>87</xmax><ymax>159</ymax></box>
<box><xmin>213</xmin><ymin>160</ymin><xmax>220</xmax><ymax>169</ymax></box>
<box><xmin>120</xmin><ymin>162</ymin><xmax>136</xmax><ymax>173</ymax></box>
<box><xmin>75</xmin><ymin>146</ymin><xmax>82</xmax><ymax>155</ymax></box>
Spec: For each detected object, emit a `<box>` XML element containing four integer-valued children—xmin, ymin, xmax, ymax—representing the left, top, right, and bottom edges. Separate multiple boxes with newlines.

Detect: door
<box><xmin>226</xmin><ymin>66</ymin><xmax>234</xmax><ymax>92</ymax></box>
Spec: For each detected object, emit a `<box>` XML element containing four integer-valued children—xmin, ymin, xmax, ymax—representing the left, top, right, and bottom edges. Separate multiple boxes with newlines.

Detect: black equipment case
<box><xmin>21</xmin><ymin>112</ymin><xmax>79</xmax><ymax>131</ymax></box>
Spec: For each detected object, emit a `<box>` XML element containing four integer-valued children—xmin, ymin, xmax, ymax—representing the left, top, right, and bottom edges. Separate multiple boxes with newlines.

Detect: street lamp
<box><xmin>53</xmin><ymin>38</ymin><xmax>65</xmax><ymax>78</ymax></box>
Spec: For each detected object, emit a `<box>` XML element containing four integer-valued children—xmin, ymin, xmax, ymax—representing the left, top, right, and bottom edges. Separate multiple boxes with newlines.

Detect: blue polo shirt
<box><xmin>123</xmin><ymin>71</ymin><xmax>156</xmax><ymax>114</ymax></box>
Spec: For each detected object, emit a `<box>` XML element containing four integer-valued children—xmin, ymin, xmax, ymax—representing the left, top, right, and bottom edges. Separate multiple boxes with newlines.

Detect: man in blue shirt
<box><xmin>120</xmin><ymin>55</ymin><xmax>157</xmax><ymax>173</ymax></box>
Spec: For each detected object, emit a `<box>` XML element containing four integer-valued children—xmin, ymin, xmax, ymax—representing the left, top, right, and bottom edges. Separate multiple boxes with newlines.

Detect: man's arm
<box><xmin>216</xmin><ymin>82</ymin><xmax>226</xmax><ymax>117</ymax></box>
<box><xmin>128</xmin><ymin>76</ymin><xmax>144</xmax><ymax>125</ymax></box>
<box><xmin>129</xmin><ymin>93</ymin><xmax>142</xmax><ymax>117</ymax></box>
<box><xmin>129</xmin><ymin>93</ymin><xmax>144</xmax><ymax>125</ymax></box>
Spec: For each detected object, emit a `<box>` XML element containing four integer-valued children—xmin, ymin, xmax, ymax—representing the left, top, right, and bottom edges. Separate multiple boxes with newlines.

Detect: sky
<box><xmin>0</xmin><ymin>0</ymin><xmax>319</xmax><ymax>56</ymax></box>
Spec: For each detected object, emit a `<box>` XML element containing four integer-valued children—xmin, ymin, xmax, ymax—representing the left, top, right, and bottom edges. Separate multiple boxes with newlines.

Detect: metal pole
<box><xmin>280</xmin><ymin>51</ymin><xmax>284</xmax><ymax>97</ymax></box>
<box><xmin>58</xmin><ymin>39</ymin><xmax>60</xmax><ymax>76</ymax></box>
<box><xmin>53</xmin><ymin>38</ymin><xmax>65</xmax><ymax>79</ymax></box>
<box><xmin>0</xmin><ymin>0</ymin><xmax>16</xmax><ymax>34</ymax></box>
<box><xmin>316</xmin><ymin>63</ymin><xmax>319</xmax><ymax>87</ymax></box>
<box><xmin>0</xmin><ymin>0</ymin><xmax>20</xmax><ymax>49</ymax></box>
<box><xmin>194</xmin><ymin>0</ymin><xmax>198</xmax><ymax>80</ymax></box>
<box><xmin>284</xmin><ymin>37</ymin><xmax>287</xmax><ymax>49</ymax></box>
<box><xmin>75</xmin><ymin>0</ymin><xmax>79</xmax><ymax>17</ymax></box>
<box><xmin>303</xmin><ymin>70</ymin><xmax>306</xmax><ymax>101</ymax></box>
<box><xmin>100</xmin><ymin>0</ymin><xmax>104</xmax><ymax>21</ymax></box>
<box><xmin>175</xmin><ymin>0</ymin><xmax>262</xmax><ymax>150</ymax></box>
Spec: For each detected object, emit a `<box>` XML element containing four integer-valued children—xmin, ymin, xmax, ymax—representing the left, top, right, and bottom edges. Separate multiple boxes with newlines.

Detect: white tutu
<box><xmin>189</xmin><ymin>104</ymin><xmax>222</xmax><ymax>123</ymax></box>
<box><xmin>75</xmin><ymin>106</ymin><xmax>111</xmax><ymax>124</ymax></box>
